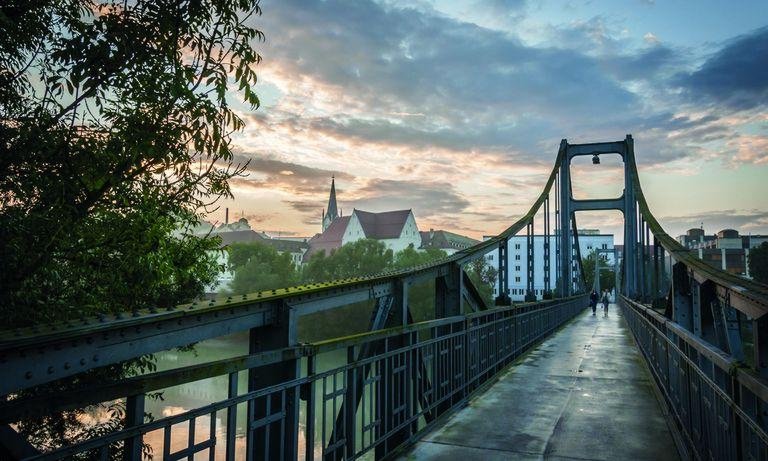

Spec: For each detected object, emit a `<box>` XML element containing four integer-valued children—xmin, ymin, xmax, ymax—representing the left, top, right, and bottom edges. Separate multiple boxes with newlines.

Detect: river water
<box><xmin>142</xmin><ymin>332</ymin><xmax>350</xmax><ymax>460</ymax></box>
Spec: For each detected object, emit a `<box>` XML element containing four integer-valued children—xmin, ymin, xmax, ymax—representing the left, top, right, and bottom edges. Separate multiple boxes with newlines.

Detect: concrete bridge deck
<box><xmin>400</xmin><ymin>305</ymin><xmax>681</xmax><ymax>461</ymax></box>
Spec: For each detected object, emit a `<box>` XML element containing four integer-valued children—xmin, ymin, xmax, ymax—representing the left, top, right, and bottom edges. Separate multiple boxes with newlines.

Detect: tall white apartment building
<box><xmin>484</xmin><ymin>230</ymin><xmax>615</xmax><ymax>302</ymax></box>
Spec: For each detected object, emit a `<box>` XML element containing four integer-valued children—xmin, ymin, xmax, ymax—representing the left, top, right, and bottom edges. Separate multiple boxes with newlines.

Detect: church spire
<box><xmin>322</xmin><ymin>175</ymin><xmax>339</xmax><ymax>232</ymax></box>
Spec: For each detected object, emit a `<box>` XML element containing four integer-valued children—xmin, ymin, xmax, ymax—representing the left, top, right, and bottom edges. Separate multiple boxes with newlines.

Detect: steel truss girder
<box><xmin>0</xmin><ymin>303</ymin><xmax>276</xmax><ymax>396</ymax></box>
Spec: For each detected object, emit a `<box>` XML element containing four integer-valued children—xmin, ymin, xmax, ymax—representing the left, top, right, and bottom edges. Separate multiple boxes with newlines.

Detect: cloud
<box><xmin>221</xmin><ymin>0</ymin><xmax>768</xmax><ymax>238</ymax></box>
<box><xmin>258</xmin><ymin>0</ymin><xmax>639</xmax><ymax>124</ymax></box>
<box><xmin>349</xmin><ymin>178</ymin><xmax>472</xmax><ymax>218</ymax></box>
<box><xmin>643</xmin><ymin>32</ymin><xmax>660</xmax><ymax>44</ymax></box>
<box><xmin>231</xmin><ymin>154</ymin><xmax>354</xmax><ymax>195</ymax></box>
<box><xmin>676</xmin><ymin>26</ymin><xmax>768</xmax><ymax>111</ymax></box>
<box><xmin>726</xmin><ymin>135</ymin><xmax>768</xmax><ymax>165</ymax></box>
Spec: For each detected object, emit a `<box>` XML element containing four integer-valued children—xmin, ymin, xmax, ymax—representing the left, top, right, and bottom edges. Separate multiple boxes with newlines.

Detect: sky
<box><xmin>216</xmin><ymin>0</ymin><xmax>768</xmax><ymax>243</ymax></box>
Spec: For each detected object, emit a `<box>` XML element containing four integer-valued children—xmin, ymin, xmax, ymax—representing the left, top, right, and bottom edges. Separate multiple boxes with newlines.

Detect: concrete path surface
<box><xmin>399</xmin><ymin>305</ymin><xmax>680</xmax><ymax>461</ymax></box>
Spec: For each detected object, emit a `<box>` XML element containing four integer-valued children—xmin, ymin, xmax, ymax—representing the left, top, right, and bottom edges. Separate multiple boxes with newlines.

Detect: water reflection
<box><xmin>145</xmin><ymin>332</ymin><xmax>347</xmax><ymax>460</ymax></box>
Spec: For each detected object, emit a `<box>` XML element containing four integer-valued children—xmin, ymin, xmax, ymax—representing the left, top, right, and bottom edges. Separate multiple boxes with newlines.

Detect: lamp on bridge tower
<box><xmin>592</xmin><ymin>154</ymin><xmax>600</xmax><ymax>165</ymax></box>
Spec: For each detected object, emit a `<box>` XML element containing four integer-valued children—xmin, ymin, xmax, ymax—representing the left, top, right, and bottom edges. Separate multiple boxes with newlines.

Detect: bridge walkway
<box><xmin>399</xmin><ymin>304</ymin><xmax>681</xmax><ymax>461</ymax></box>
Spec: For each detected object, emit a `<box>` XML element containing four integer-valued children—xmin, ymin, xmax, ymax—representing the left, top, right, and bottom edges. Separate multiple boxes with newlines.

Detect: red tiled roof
<box><xmin>304</xmin><ymin>216</ymin><xmax>350</xmax><ymax>261</ymax></box>
<box><xmin>355</xmin><ymin>209</ymin><xmax>411</xmax><ymax>239</ymax></box>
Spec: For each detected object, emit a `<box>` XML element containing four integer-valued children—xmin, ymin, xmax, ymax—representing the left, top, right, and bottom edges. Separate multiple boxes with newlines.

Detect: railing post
<box><xmin>226</xmin><ymin>372</ymin><xmax>238</xmax><ymax>461</ymax></box>
<box><xmin>344</xmin><ymin>346</ymin><xmax>356</xmax><ymax>458</ymax></box>
<box><xmin>305</xmin><ymin>355</ymin><xmax>316</xmax><ymax>461</ymax></box>
<box><xmin>124</xmin><ymin>394</ymin><xmax>145</xmax><ymax>461</ymax></box>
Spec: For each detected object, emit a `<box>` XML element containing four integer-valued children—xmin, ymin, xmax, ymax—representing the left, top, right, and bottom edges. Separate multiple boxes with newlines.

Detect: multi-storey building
<box><xmin>676</xmin><ymin>227</ymin><xmax>768</xmax><ymax>278</ymax></box>
<box><xmin>484</xmin><ymin>231</ymin><xmax>615</xmax><ymax>302</ymax></box>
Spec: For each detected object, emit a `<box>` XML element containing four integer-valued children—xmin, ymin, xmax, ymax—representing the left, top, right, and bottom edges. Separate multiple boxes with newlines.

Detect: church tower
<box><xmin>322</xmin><ymin>176</ymin><xmax>339</xmax><ymax>232</ymax></box>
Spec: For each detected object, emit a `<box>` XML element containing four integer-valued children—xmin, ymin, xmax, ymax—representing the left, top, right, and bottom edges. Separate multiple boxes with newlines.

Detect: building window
<box><xmin>515</xmin><ymin>255</ymin><xmax>520</xmax><ymax>260</ymax></box>
<box><xmin>587</xmin><ymin>245</ymin><xmax>592</xmax><ymax>250</ymax></box>
<box><xmin>515</xmin><ymin>276</ymin><xmax>521</xmax><ymax>282</ymax></box>
<box><xmin>515</xmin><ymin>243</ymin><xmax>521</xmax><ymax>250</ymax></box>
<box><xmin>515</xmin><ymin>265</ymin><xmax>520</xmax><ymax>271</ymax></box>
<box><xmin>488</xmin><ymin>255</ymin><xmax>494</xmax><ymax>261</ymax></box>
<box><xmin>602</xmin><ymin>243</ymin><xmax>607</xmax><ymax>249</ymax></box>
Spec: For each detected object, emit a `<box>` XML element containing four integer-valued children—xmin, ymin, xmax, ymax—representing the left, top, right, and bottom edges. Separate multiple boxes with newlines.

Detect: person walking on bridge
<box><xmin>590</xmin><ymin>290</ymin><xmax>598</xmax><ymax>315</ymax></box>
<box><xmin>601</xmin><ymin>289</ymin><xmax>610</xmax><ymax>312</ymax></box>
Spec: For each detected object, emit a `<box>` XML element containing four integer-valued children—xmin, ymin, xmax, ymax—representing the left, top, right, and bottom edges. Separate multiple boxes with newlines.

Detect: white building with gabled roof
<box><xmin>305</xmin><ymin>179</ymin><xmax>422</xmax><ymax>261</ymax></box>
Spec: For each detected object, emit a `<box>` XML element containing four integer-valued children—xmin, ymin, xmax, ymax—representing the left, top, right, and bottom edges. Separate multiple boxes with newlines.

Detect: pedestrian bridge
<box><xmin>402</xmin><ymin>305</ymin><xmax>679</xmax><ymax>461</ymax></box>
<box><xmin>1</xmin><ymin>136</ymin><xmax>766</xmax><ymax>460</ymax></box>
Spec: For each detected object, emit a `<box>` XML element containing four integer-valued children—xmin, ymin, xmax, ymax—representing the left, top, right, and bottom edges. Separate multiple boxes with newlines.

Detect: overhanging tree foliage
<box><xmin>0</xmin><ymin>0</ymin><xmax>264</xmax><ymax>455</ymax></box>
<box><xmin>0</xmin><ymin>0</ymin><xmax>263</xmax><ymax>325</ymax></box>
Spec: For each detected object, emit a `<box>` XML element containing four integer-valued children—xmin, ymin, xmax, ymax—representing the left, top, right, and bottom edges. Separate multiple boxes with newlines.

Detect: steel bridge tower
<box><xmin>557</xmin><ymin>134</ymin><xmax>639</xmax><ymax>299</ymax></box>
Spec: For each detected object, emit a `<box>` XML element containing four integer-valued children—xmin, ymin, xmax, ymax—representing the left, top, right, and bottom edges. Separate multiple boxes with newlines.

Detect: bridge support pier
<box><xmin>671</xmin><ymin>262</ymin><xmax>693</xmax><ymax>330</ymax></box>
<box><xmin>247</xmin><ymin>301</ymin><xmax>299</xmax><ymax>461</ymax></box>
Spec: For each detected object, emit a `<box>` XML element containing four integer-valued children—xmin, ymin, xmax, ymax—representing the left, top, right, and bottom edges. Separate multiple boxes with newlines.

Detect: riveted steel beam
<box><xmin>0</xmin><ymin>303</ymin><xmax>276</xmax><ymax>396</ymax></box>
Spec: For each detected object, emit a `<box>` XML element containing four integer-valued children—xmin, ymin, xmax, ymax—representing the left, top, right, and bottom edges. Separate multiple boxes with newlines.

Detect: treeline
<box><xmin>224</xmin><ymin>239</ymin><xmax>496</xmax><ymax>341</ymax></box>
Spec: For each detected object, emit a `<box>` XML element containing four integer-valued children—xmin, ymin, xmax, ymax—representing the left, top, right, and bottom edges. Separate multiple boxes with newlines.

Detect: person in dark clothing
<box><xmin>602</xmin><ymin>289</ymin><xmax>610</xmax><ymax>312</ymax></box>
<box><xmin>590</xmin><ymin>290</ymin><xmax>598</xmax><ymax>314</ymax></box>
